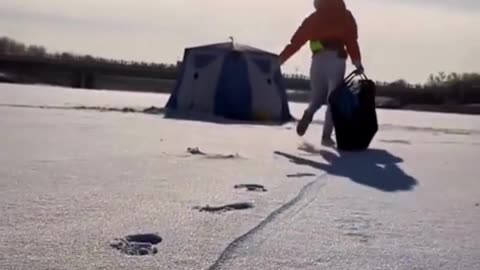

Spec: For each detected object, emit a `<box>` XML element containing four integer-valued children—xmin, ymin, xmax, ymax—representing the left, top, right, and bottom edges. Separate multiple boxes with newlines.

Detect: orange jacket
<box><xmin>279</xmin><ymin>0</ymin><xmax>361</xmax><ymax>65</ymax></box>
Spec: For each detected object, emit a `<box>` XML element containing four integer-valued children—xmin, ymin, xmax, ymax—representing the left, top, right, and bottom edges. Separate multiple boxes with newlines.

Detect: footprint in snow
<box><xmin>234</xmin><ymin>184</ymin><xmax>267</xmax><ymax>192</ymax></box>
<box><xmin>110</xmin><ymin>233</ymin><xmax>162</xmax><ymax>256</ymax></box>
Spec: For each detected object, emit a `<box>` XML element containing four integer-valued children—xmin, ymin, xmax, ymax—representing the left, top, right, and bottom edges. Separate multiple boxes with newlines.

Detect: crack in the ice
<box><xmin>206</xmin><ymin>176</ymin><xmax>326</xmax><ymax>270</ymax></box>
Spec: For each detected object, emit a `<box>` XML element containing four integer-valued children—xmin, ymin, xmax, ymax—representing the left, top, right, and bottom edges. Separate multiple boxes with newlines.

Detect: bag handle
<box><xmin>343</xmin><ymin>70</ymin><xmax>370</xmax><ymax>85</ymax></box>
<box><xmin>344</xmin><ymin>71</ymin><xmax>358</xmax><ymax>85</ymax></box>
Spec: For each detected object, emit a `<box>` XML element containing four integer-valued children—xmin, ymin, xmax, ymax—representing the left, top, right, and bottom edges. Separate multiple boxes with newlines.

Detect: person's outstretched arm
<box><xmin>279</xmin><ymin>14</ymin><xmax>315</xmax><ymax>65</ymax></box>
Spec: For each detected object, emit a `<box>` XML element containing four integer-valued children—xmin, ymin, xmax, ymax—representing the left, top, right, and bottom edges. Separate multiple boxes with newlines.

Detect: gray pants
<box><xmin>306</xmin><ymin>51</ymin><xmax>346</xmax><ymax>139</ymax></box>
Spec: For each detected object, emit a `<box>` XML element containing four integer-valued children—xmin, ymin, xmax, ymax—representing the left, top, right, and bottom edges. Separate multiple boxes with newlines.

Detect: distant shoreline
<box><xmin>1</xmin><ymin>79</ymin><xmax>480</xmax><ymax>116</ymax></box>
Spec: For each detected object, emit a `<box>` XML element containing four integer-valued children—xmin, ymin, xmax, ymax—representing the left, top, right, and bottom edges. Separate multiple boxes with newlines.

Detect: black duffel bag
<box><xmin>328</xmin><ymin>71</ymin><xmax>378</xmax><ymax>151</ymax></box>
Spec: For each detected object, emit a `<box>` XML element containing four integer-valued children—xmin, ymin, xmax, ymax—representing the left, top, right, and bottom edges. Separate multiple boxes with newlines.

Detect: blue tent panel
<box><xmin>215</xmin><ymin>52</ymin><xmax>252</xmax><ymax>120</ymax></box>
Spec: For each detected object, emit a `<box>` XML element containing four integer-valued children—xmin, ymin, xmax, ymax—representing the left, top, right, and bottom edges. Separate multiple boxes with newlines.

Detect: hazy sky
<box><xmin>1</xmin><ymin>0</ymin><xmax>479</xmax><ymax>83</ymax></box>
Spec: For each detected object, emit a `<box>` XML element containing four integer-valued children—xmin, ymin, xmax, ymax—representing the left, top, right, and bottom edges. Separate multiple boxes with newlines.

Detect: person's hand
<box><xmin>353</xmin><ymin>61</ymin><xmax>364</xmax><ymax>75</ymax></box>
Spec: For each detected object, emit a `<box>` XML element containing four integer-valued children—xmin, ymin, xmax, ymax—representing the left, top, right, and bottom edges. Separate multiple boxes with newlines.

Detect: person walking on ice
<box><xmin>278</xmin><ymin>0</ymin><xmax>364</xmax><ymax>147</ymax></box>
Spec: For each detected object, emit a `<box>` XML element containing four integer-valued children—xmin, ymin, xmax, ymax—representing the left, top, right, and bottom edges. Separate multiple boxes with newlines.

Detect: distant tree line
<box><xmin>1</xmin><ymin>36</ymin><xmax>479</xmax><ymax>104</ymax></box>
<box><xmin>376</xmin><ymin>72</ymin><xmax>480</xmax><ymax>105</ymax></box>
<box><xmin>283</xmin><ymin>71</ymin><xmax>480</xmax><ymax>105</ymax></box>
<box><xmin>0</xmin><ymin>36</ymin><xmax>178</xmax><ymax>79</ymax></box>
<box><xmin>0</xmin><ymin>36</ymin><xmax>47</xmax><ymax>57</ymax></box>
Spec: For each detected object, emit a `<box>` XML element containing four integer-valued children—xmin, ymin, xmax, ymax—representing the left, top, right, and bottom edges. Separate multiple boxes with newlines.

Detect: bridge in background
<box><xmin>0</xmin><ymin>54</ymin><xmax>173</xmax><ymax>89</ymax></box>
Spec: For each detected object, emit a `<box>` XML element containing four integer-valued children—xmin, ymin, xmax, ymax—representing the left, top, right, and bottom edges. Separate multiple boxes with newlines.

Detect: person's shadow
<box><xmin>275</xmin><ymin>148</ymin><xmax>418</xmax><ymax>192</ymax></box>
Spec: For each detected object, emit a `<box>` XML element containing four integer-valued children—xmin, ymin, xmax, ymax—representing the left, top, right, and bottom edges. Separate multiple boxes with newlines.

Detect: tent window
<box><xmin>194</xmin><ymin>54</ymin><xmax>217</xmax><ymax>69</ymax></box>
<box><xmin>253</xmin><ymin>59</ymin><xmax>271</xmax><ymax>74</ymax></box>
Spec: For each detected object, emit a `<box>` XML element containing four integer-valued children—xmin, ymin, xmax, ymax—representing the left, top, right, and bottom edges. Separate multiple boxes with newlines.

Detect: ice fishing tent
<box><xmin>166</xmin><ymin>42</ymin><xmax>292</xmax><ymax>122</ymax></box>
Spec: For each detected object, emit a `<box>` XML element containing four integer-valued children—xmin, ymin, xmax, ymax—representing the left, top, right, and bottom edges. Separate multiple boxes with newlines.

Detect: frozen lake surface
<box><xmin>1</xmin><ymin>83</ymin><xmax>479</xmax><ymax>270</ymax></box>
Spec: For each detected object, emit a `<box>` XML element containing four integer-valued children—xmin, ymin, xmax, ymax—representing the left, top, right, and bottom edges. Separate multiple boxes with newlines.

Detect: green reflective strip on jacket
<box><xmin>309</xmin><ymin>40</ymin><xmax>325</xmax><ymax>53</ymax></box>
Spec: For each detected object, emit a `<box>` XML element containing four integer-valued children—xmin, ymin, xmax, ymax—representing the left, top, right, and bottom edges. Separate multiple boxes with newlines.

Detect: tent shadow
<box><xmin>164</xmin><ymin>109</ymin><xmax>295</xmax><ymax>126</ymax></box>
<box><xmin>274</xmin><ymin>149</ymin><xmax>418</xmax><ymax>192</ymax></box>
